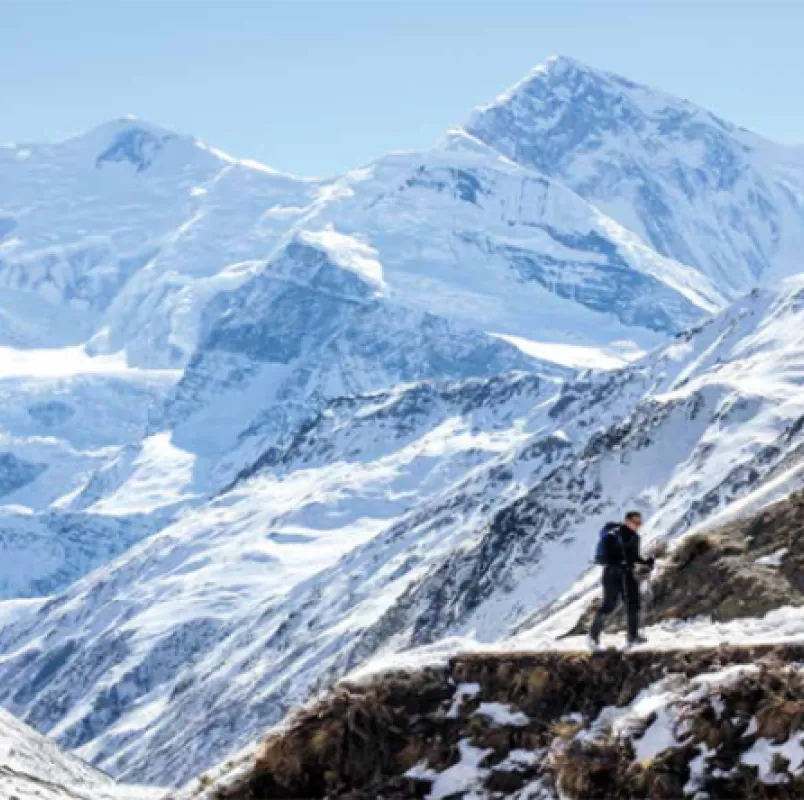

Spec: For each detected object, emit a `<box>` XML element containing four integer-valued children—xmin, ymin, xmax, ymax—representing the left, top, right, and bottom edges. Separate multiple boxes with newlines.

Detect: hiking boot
<box><xmin>586</xmin><ymin>634</ymin><xmax>601</xmax><ymax>652</ymax></box>
<box><xmin>624</xmin><ymin>634</ymin><xmax>648</xmax><ymax>650</ymax></box>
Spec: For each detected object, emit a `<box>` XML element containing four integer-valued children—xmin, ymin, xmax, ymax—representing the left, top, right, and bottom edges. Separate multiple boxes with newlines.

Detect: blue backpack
<box><xmin>594</xmin><ymin>522</ymin><xmax>623</xmax><ymax>566</ymax></box>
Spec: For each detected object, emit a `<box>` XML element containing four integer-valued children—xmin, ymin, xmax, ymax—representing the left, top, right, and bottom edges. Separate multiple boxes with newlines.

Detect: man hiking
<box><xmin>588</xmin><ymin>510</ymin><xmax>655</xmax><ymax>650</ymax></box>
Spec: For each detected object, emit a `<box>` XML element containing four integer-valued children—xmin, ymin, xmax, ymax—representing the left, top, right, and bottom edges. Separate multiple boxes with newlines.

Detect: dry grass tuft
<box><xmin>246</xmin><ymin>688</ymin><xmax>408</xmax><ymax>797</ymax></box>
<box><xmin>670</xmin><ymin>530</ymin><xmax>720</xmax><ymax>567</ymax></box>
<box><xmin>550</xmin><ymin>735</ymin><xmax>632</xmax><ymax>799</ymax></box>
<box><xmin>549</xmin><ymin>717</ymin><xmax>585</xmax><ymax>740</ymax></box>
<box><xmin>755</xmin><ymin>696</ymin><xmax>804</xmax><ymax>743</ymax></box>
<box><xmin>509</xmin><ymin>665</ymin><xmax>551</xmax><ymax>708</ymax></box>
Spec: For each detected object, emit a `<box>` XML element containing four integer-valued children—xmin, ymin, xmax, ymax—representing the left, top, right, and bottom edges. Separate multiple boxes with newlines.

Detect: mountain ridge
<box><xmin>1</xmin><ymin>55</ymin><xmax>804</xmax><ymax>793</ymax></box>
<box><xmin>4</xmin><ymin>275</ymin><xmax>804</xmax><ymax>785</ymax></box>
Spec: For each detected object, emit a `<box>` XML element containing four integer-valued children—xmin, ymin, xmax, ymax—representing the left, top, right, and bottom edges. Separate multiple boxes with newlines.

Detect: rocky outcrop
<box><xmin>180</xmin><ymin>644</ymin><xmax>804</xmax><ymax>800</ymax></box>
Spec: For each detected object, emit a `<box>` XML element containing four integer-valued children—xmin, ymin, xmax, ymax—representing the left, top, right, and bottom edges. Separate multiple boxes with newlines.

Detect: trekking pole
<box><xmin>644</xmin><ymin>574</ymin><xmax>655</xmax><ymax>624</ymax></box>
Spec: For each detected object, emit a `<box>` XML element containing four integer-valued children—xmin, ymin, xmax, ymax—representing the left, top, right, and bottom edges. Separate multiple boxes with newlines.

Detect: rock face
<box><xmin>160</xmin><ymin>237</ymin><xmax>547</xmax><ymax>464</ymax></box>
<box><xmin>1</xmin><ymin>57</ymin><xmax>803</xmax><ymax>790</ymax></box>
<box><xmin>0</xmin><ymin>453</ymin><xmax>45</xmax><ymax>497</ymax></box>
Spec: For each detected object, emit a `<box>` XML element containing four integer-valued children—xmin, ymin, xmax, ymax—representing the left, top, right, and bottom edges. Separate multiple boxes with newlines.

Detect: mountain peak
<box><xmin>540</xmin><ymin>53</ymin><xmax>597</xmax><ymax>74</ymax></box>
<box><xmin>467</xmin><ymin>54</ymin><xmax>758</xmax><ymax>146</ymax></box>
<box><xmin>472</xmin><ymin>54</ymin><xmax>652</xmax><ymax>119</ymax></box>
<box><xmin>94</xmin><ymin>119</ymin><xmax>180</xmax><ymax>172</ymax></box>
<box><xmin>460</xmin><ymin>56</ymin><xmax>804</xmax><ymax>298</ymax></box>
<box><xmin>27</xmin><ymin>117</ymin><xmax>234</xmax><ymax>175</ymax></box>
<box><xmin>463</xmin><ymin>52</ymin><xmax>758</xmax><ymax>171</ymax></box>
<box><xmin>63</xmin><ymin>116</ymin><xmax>182</xmax><ymax>150</ymax></box>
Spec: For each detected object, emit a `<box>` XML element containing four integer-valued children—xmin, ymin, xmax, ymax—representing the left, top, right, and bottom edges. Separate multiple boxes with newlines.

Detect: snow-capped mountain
<box><xmin>0</xmin><ymin>109</ymin><xmax>721</xmax><ymax>363</ymax></box>
<box><xmin>1</xmin><ymin>55</ymin><xmax>804</xmax><ymax>790</ymax></box>
<box><xmin>463</xmin><ymin>56</ymin><xmax>804</xmax><ymax>297</ymax></box>
<box><xmin>0</xmin><ymin>119</ymin><xmax>322</xmax><ymax>362</ymax></box>
<box><xmin>4</xmin><ymin>275</ymin><xmax>804</xmax><ymax>786</ymax></box>
<box><xmin>0</xmin><ymin>704</ymin><xmax>161</xmax><ymax>799</ymax></box>
<box><xmin>0</xmin><ymin>64</ymin><xmax>740</xmax><ymax>597</ymax></box>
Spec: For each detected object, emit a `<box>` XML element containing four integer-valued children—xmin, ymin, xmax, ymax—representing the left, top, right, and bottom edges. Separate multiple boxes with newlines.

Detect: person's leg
<box><xmin>623</xmin><ymin>570</ymin><xmax>641</xmax><ymax>641</ymax></box>
<box><xmin>590</xmin><ymin>567</ymin><xmax>622</xmax><ymax>641</ymax></box>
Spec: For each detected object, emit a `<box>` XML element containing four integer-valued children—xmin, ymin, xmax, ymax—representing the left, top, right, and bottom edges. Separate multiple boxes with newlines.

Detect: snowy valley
<box><xmin>1</xmin><ymin>56</ymin><xmax>803</xmax><ymax>799</ymax></box>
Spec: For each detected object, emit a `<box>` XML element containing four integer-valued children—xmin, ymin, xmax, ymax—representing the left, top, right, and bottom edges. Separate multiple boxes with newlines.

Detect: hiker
<box><xmin>588</xmin><ymin>510</ymin><xmax>655</xmax><ymax>650</ymax></box>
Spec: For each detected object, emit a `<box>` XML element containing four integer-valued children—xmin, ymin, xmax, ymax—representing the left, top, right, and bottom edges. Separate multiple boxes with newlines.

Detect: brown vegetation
<box><xmin>205</xmin><ymin>644</ymin><xmax>804</xmax><ymax>799</ymax></box>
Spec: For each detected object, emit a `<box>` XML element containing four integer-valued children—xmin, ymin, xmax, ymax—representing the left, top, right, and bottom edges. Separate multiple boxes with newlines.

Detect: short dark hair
<box><xmin>625</xmin><ymin>510</ymin><xmax>642</xmax><ymax>522</ymax></box>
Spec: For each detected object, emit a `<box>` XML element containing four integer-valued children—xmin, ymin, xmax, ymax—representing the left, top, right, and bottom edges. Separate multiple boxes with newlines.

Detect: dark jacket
<box><xmin>600</xmin><ymin>524</ymin><xmax>651</xmax><ymax>570</ymax></box>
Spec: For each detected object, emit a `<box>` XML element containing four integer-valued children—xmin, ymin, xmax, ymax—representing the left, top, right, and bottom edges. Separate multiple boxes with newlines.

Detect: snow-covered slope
<box><xmin>0</xmin><ymin>351</ymin><xmax>179</xmax><ymax>598</ymax></box>
<box><xmin>4</xmin><ymin>276</ymin><xmax>804</xmax><ymax>786</ymax></box>
<box><xmin>268</xmin><ymin>141</ymin><xmax>723</xmax><ymax>339</ymax></box>
<box><xmin>0</xmin><ymin>706</ymin><xmax>161</xmax><ymax>800</ymax></box>
<box><xmin>0</xmin><ymin>370</ymin><xmax>557</xmax><ymax>782</ymax></box>
<box><xmin>463</xmin><ymin>55</ymin><xmax>804</xmax><ymax>297</ymax></box>
<box><xmin>2</xmin><ymin>56</ymin><xmax>804</xmax><ymax>790</ymax></box>
<box><xmin>175</xmin><ymin>488</ymin><xmax>804</xmax><ymax>799</ymax></box>
<box><xmin>150</xmin><ymin>133</ymin><xmax>731</xmax><ymax>486</ymax></box>
<box><xmin>0</xmin><ymin>87</ymin><xmax>729</xmax><ymax>597</ymax></box>
<box><xmin>0</xmin><ymin>111</ymin><xmax>720</xmax><ymax>366</ymax></box>
<box><xmin>0</xmin><ymin>119</ymin><xmax>322</xmax><ymax>363</ymax></box>
<box><xmin>0</xmin><ymin>121</ymin><xmax>325</xmax><ymax>597</ymax></box>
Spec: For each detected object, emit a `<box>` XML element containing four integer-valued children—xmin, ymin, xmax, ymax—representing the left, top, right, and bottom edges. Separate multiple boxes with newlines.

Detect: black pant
<box><xmin>590</xmin><ymin>566</ymin><xmax>640</xmax><ymax>641</ymax></box>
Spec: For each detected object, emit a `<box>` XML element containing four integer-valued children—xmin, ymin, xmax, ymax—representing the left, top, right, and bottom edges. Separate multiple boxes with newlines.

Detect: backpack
<box><xmin>594</xmin><ymin>522</ymin><xmax>623</xmax><ymax>566</ymax></box>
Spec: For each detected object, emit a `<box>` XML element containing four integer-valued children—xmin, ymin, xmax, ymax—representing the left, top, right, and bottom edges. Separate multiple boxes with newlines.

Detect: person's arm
<box><xmin>632</xmin><ymin>534</ymin><xmax>655</xmax><ymax>568</ymax></box>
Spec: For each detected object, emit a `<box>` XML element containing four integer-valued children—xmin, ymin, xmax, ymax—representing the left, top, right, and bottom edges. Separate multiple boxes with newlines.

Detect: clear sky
<box><xmin>4</xmin><ymin>1</ymin><xmax>801</xmax><ymax>177</ymax></box>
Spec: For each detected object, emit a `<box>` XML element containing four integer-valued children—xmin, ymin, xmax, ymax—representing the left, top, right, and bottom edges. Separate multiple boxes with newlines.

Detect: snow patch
<box><xmin>474</xmin><ymin>702</ymin><xmax>530</xmax><ymax>727</ymax></box>
<box><xmin>756</xmin><ymin>547</ymin><xmax>788</xmax><ymax>567</ymax></box>
<box><xmin>742</xmin><ymin>734</ymin><xmax>804</xmax><ymax>783</ymax></box>
<box><xmin>299</xmin><ymin>225</ymin><xmax>386</xmax><ymax>292</ymax></box>
<box><xmin>425</xmin><ymin>738</ymin><xmax>492</xmax><ymax>799</ymax></box>
<box><xmin>491</xmin><ymin>333</ymin><xmax>640</xmax><ymax>370</ymax></box>
<box><xmin>446</xmin><ymin>682</ymin><xmax>481</xmax><ymax>719</ymax></box>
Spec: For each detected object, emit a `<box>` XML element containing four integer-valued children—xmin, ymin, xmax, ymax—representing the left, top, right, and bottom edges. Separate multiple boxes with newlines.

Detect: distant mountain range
<box><xmin>0</xmin><ymin>56</ymin><xmax>802</xmax><ymax>791</ymax></box>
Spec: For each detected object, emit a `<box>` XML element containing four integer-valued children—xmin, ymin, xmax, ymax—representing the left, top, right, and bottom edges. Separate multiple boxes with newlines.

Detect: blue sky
<box><xmin>3</xmin><ymin>1</ymin><xmax>801</xmax><ymax>176</ymax></box>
